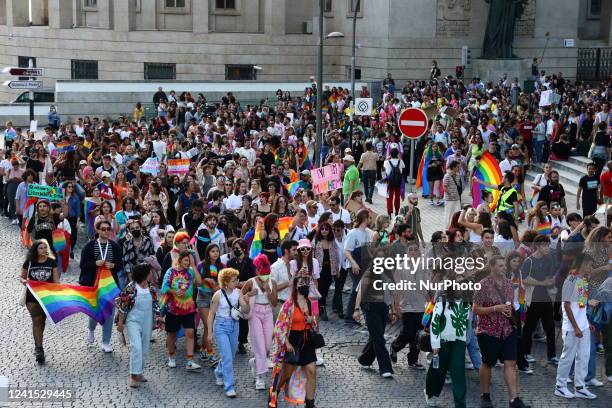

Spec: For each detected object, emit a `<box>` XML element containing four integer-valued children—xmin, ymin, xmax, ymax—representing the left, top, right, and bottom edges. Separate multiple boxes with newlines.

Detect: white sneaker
<box><xmin>215</xmin><ymin>376</ymin><xmax>224</xmax><ymax>386</ymax></box>
<box><xmin>225</xmin><ymin>389</ymin><xmax>237</xmax><ymax>398</ymax></box>
<box><xmin>11</xmin><ymin>219</ymin><xmax>18</xmax><ymax>225</ymax></box>
<box><xmin>525</xmin><ymin>354</ymin><xmax>536</xmax><ymax>363</ymax></box>
<box><xmin>574</xmin><ymin>387</ymin><xmax>597</xmax><ymax>399</ymax></box>
<box><xmin>587</xmin><ymin>378</ymin><xmax>604</xmax><ymax>387</ymax></box>
<box><xmin>424</xmin><ymin>389</ymin><xmax>438</xmax><ymax>406</ymax></box>
<box><xmin>101</xmin><ymin>343</ymin><xmax>113</xmax><ymax>353</ymax></box>
<box><xmin>316</xmin><ymin>357</ymin><xmax>325</xmax><ymax>366</ymax></box>
<box><xmin>267</xmin><ymin>358</ymin><xmax>274</xmax><ymax>369</ymax></box>
<box><xmin>381</xmin><ymin>372</ymin><xmax>393</xmax><ymax>378</ymax></box>
<box><xmin>249</xmin><ymin>357</ymin><xmax>256</xmax><ymax>377</ymax></box>
<box><xmin>608</xmin><ymin>375</ymin><xmax>612</xmax><ymax>382</ymax></box>
<box><xmin>167</xmin><ymin>357</ymin><xmax>176</xmax><ymax>368</ymax></box>
<box><xmin>185</xmin><ymin>360</ymin><xmax>201</xmax><ymax>371</ymax></box>
<box><xmin>85</xmin><ymin>330</ymin><xmax>95</xmax><ymax>345</ymax></box>
<box><xmin>255</xmin><ymin>375</ymin><xmax>266</xmax><ymax>390</ymax></box>
<box><xmin>567</xmin><ymin>378</ymin><xmax>573</xmax><ymax>383</ymax></box>
<box><xmin>465</xmin><ymin>362</ymin><xmax>474</xmax><ymax>370</ymax></box>
<box><xmin>554</xmin><ymin>386</ymin><xmax>575</xmax><ymax>399</ymax></box>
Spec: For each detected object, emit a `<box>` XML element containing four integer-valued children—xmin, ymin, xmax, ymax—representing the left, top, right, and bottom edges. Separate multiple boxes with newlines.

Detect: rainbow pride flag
<box><xmin>471</xmin><ymin>151</ymin><xmax>502</xmax><ymax>211</ymax></box>
<box><xmin>415</xmin><ymin>145</ymin><xmax>444</xmax><ymax>197</ymax></box>
<box><xmin>55</xmin><ymin>141</ymin><xmax>76</xmax><ymax>154</ymax></box>
<box><xmin>249</xmin><ymin>220</ymin><xmax>265</xmax><ymax>259</ymax></box>
<box><xmin>52</xmin><ymin>229</ymin><xmax>67</xmax><ymax>252</ymax></box>
<box><xmin>27</xmin><ymin>266</ymin><xmax>119</xmax><ymax>324</ymax></box>
<box><xmin>278</xmin><ymin>216</ymin><xmax>293</xmax><ymax>239</ymax></box>
<box><xmin>421</xmin><ymin>300</ymin><xmax>435</xmax><ymax>327</ymax></box>
<box><xmin>536</xmin><ymin>222</ymin><xmax>551</xmax><ymax>235</ymax></box>
<box><xmin>83</xmin><ymin>198</ymin><xmax>98</xmax><ymax>238</ymax></box>
<box><xmin>286</xmin><ymin>181</ymin><xmax>306</xmax><ymax>197</ymax></box>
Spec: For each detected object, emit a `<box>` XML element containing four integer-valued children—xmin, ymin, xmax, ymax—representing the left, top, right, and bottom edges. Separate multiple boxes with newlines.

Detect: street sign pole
<box><xmin>409</xmin><ymin>139</ymin><xmax>415</xmax><ymax>193</ymax></box>
<box><xmin>28</xmin><ymin>58</ymin><xmax>34</xmax><ymax>123</ymax></box>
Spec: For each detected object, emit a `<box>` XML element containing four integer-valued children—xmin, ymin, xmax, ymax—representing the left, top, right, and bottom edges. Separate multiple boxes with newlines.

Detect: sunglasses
<box><xmin>299</xmin><ymin>247</ymin><xmax>311</xmax><ymax>252</ymax></box>
<box><xmin>98</xmin><ymin>227</ymin><xmax>111</xmax><ymax>232</ymax></box>
<box><xmin>320</xmin><ymin>227</ymin><xmax>330</xmax><ymax>231</ymax></box>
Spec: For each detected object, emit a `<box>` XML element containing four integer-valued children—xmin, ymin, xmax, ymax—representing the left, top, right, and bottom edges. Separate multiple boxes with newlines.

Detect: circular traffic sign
<box><xmin>398</xmin><ymin>108</ymin><xmax>429</xmax><ymax>139</ymax></box>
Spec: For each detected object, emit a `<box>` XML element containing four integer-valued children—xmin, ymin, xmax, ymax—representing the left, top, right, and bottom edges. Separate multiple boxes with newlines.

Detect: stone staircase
<box><xmin>525</xmin><ymin>156</ymin><xmax>593</xmax><ymax>198</ymax></box>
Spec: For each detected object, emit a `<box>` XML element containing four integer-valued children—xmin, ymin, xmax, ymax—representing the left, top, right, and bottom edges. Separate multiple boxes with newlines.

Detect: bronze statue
<box><xmin>481</xmin><ymin>0</ymin><xmax>526</xmax><ymax>59</ymax></box>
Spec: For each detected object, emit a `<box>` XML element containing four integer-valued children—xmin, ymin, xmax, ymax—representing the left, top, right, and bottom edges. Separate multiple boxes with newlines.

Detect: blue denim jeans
<box><xmin>88</xmin><ymin>307</ymin><xmax>115</xmax><ymax>345</ymax></box>
<box><xmin>533</xmin><ymin>139</ymin><xmax>544</xmax><ymax>163</ymax></box>
<box><xmin>214</xmin><ymin>316</ymin><xmax>239</xmax><ymax>392</ymax></box>
<box><xmin>466</xmin><ymin>311</ymin><xmax>481</xmax><ymax>370</ymax></box>
<box><xmin>126</xmin><ymin>291</ymin><xmax>153</xmax><ymax>375</ymax></box>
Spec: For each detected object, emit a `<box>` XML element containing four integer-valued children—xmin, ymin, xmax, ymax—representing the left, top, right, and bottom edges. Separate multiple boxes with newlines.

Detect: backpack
<box><xmin>388</xmin><ymin>160</ymin><xmax>402</xmax><ymax>188</ymax></box>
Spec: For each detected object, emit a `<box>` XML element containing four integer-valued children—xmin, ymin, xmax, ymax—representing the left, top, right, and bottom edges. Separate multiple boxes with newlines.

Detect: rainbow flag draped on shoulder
<box><xmin>471</xmin><ymin>151</ymin><xmax>502</xmax><ymax>211</ymax></box>
<box><xmin>27</xmin><ymin>266</ymin><xmax>119</xmax><ymax>325</ymax></box>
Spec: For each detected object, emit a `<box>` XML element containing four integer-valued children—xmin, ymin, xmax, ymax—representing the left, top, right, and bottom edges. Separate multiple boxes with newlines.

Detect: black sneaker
<box><xmin>390</xmin><ymin>349</ymin><xmax>397</xmax><ymax>363</ymax></box>
<box><xmin>35</xmin><ymin>346</ymin><xmax>45</xmax><ymax>365</ymax></box>
<box><xmin>481</xmin><ymin>394</ymin><xmax>493</xmax><ymax>408</ymax></box>
<box><xmin>509</xmin><ymin>397</ymin><xmax>530</xmax><ymax>408</ymax></box>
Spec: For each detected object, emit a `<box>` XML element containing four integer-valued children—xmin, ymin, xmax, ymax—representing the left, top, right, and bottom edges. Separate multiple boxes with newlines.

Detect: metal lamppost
<box><xmin>314</xmin><ymin>0</ymin><xmax>344</xmax><ymax>167</ymax></box>
<box><xmin>349</xmin><ymin>0</ymin><xmax>360</xmax><ymax>151</ymax></box>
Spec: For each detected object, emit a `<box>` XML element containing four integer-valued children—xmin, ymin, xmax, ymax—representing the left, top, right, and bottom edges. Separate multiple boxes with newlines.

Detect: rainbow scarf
<box><xmin>53</xmin><ymin>229</ymin><xmax>71</xmax><ymax>274</ymax></box>
<box><xmin>27</xmin><ymin>266</ymin><xmax>119</xmax><ymax>324</ymax></box>
<box><xmin>536</xmin><ymin>222</ymin><xmax>551</xmax><ymax>235</ymax></box>
<box><xmin>471</xmin><ymin>151</ymin><xmax>502</xmax><ymax>211</ymax></box>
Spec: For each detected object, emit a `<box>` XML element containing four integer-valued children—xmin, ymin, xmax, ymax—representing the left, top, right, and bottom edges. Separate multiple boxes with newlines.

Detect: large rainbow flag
<box><xmin>27</xmin><ymin>266</ymin><xmax>119</xmax><ymax>325</ymax></box>
<box><xmin>471</xmin><ymin>151</ymin><xmax>502</xmax><ymax>211</ymax></box>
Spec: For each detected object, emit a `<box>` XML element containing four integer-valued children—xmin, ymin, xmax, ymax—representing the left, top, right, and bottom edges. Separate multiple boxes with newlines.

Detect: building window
<box><xmin>18</xmin><ymin>57</ymin><xmax>37</xmax><ymax>80</ymax></box>
<box><xmin>84</xmin><ymin>0</ymin><xmax>97</xmax><ymax>8</ymax></box>
<box><xmin>587</xmin><ymin>0</ymin><xmax>601</xmax><ymax>19</ymax></box>
<box><xmin>225</xmin><ymin>65</ymin><xmax>256</xmax><ymax>80</ymax></box>
<box><xmin>216</xmin><ymin>0</ymin><xmax>236</xmax><ymax>9</ymax></box>
<box><xmin>144</xmin><ymin>63</ymin><xmax>176</xmax><ymax>80</ymax></box>
<box><xmin>165</xmin><ymin>0</ymin><xmax>185</xmax><ymax>7</ymax></box>
<box><xmin>71</xmin><ymin>60</ymin><xmax>98</xmax><ymax>80</ymax></box>
<box><xmin>346</xmin><ymin>65</ymin><xmax>361</xmax><ymax>80</ymax></box>
<box><xmin>324</xmin><ymin>0</ymin><xmax>332</xmax><ymax>13</ymax></box>
<box><xmin>349</xmin><ymin>0</ymin><xmax>361</xmax><ymax>13</ymax></box>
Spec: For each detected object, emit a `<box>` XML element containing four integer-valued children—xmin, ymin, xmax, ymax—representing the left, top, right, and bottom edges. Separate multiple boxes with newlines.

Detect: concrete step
<box><xmin>525</xmin><ymin>170</ymin><xmax>578</xmax><ymax>197</ymax></box>
<box><xmin>567</xmin><ymin>156</ymin><xmax>593</xmax><ymax>167</ymax></box>
<box><xmin>531</xmin><ymin>160</ymin><xmax>587</xmax><ymax>179</ymax></box>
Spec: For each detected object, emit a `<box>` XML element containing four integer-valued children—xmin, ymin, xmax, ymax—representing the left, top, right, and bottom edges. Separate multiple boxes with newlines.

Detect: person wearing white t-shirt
<box><xmin>271</xmin><ymin>240</ymin><xmax>298</xmax><ymax>304</ymax></box>
<box><xmin>152</xmin><ymin>138</ymin><xmax>167</xmax><ymax>161</ymax></box>
<box><xmin>329</xmin><ymin>197</ymin><xmax>351</xmax><ymax>225</ymax></box>
<box><xmin>343</xmin><ymin>211</ymin><xmax>372</xmax><ymax>323</ymax></box>
<box><xmin>499</xmin><ymin>149</ymin><xmax>518</xmax><ymax>174</ymax></box>
<box><xmin>554</xmin><ymin>254</ymin><xmax>598</xmax><ymax>399</ymax></box>
<box><xmin>224</xmin><ymin>180</ymin><xmax>247</xmax><ymax>211</ymax></box>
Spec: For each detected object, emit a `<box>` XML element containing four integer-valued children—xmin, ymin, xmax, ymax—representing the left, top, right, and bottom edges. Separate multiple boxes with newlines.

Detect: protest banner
<box><xmin>167</xmin><ymin>159</ymin><xmax>190</xmax><ymax>175</ymax></box>
<box><xmin>27</xmin><ymin>184</ymin><xmax>64</xmax><ymax>201</ymax></box>
<box><xmin>140</xmin><ymin>157</ymin><xmax>159</xmax><ymax>175</ymax></box>
<box><xmin>311</xmin><ymin>163</ymin><xmax>343</xmax><ymax>195</ymax></box>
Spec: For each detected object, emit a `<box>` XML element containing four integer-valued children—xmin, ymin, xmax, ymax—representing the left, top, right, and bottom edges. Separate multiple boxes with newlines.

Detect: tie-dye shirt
<box><xmin>160</xmin><ymin>267</ymin><xmax>196</xmax><ymax>315</ymax></box>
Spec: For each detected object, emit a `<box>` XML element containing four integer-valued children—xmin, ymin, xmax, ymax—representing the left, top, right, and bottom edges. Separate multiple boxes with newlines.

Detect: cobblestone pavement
<box><xmin>1</xmin><ymin>188</ymin><xmax>611</xmax><ymax>408</ymax></box>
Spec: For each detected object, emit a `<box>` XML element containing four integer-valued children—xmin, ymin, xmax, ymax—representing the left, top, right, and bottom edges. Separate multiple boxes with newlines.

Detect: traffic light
<box><xmin>461</xmin><ymin>46</ymin><xmax>471</xmax><ymax>66</ymax></box>
<box><xmin>455</xmin><ymin>66</ymin><xmax>464</xmax><ymax>79</ymax></box>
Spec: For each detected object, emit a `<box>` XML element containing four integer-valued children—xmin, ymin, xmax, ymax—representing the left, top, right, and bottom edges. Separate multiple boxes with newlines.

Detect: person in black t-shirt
<box><xmin>20</xmin><ymin>239</ymin><xmax>59</xmax><ymax>364</ymax></box>
<box><xmin>538</xmin><ymin>171</ymin><xmax>566</xmax><ymax>212</ymax></box>
<box><xmin>27</xmin><ymin>200</ymin><xmax>55</xmax><ymax>254</ymax></box>
<box><xmin>577</xmin><ymin>162</ymin><xmax>600</xmax><ymax>217</ymax></box>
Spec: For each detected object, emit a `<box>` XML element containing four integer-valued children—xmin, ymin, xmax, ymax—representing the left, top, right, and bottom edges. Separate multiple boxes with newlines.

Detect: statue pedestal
<box><xmin>471</xmin><ymin>58</ymin><xmax>530</xmax><ymax>83</ymax></box>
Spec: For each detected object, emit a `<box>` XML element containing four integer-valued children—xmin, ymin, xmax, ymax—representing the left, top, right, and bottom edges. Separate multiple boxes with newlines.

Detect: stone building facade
<box><xmin>0</xmin><ymin>0</ymin><xmax>610</xmax><ymax>102</ymax></box>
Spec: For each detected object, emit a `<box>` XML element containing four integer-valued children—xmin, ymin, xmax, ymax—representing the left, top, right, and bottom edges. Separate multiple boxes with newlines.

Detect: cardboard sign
<box><xmin>140</xmin><ymin>157</ymin><xmax>159</xmax><ymax>175</ymax></box>
<box><xmin>167</xmin><ymin>159</ymin><xmax>190</xmax><ymax>175</ymax></box>
<box><xmin>539</xmin><ymin>90</ymin><xmax>553</xmax><ymax>107</ymax></box>
<box><xmin>27</xmin><ymin>183</ymin><xmax>64</xmax><ymax>201</ymax></box>
<box><xmin>311</xmin><ymin>163</ymin><xmax>343</xmax><ymax>195</ymax></box>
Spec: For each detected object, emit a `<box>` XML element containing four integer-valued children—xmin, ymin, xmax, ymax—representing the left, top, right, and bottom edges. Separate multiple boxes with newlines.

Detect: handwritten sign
<box><xmin>167</xmin><ymin>159</ymin><xmax>190</xmax><ymax>175</ymax></box>
<box><xmin>140</xmin><ymin>157</ymin><xmax>159</xmax><ymax>175</ymax></box>
<box><xmin>311</xmin><ymin>163</ymin><xmax>343</xmax><ymax>195</ymax></box>
<box><xmin>27</xmin><ymin>183</ymin><xmax>64</xmax><ymax>201</ymax></box>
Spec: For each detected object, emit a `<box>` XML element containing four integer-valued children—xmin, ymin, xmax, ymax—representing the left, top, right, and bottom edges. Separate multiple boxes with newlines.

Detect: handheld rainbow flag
<box><xmin>278</xmin><ymin>216</ymin><xmax>293</xmax><ymax>239</ymax></box>
<box><xmin>52</xmin><ymin>229</ymin><xmax>67</xmax><ymax>251</ymax></box>
<box><xmin>83</xmin><ymin>198</ymin><xmax>98</xmax><ymax>239</ymax></box>
<box><xmin>421</xmin><ymin>300</ymin><xmax>435</xmax><ymax>327</ymax></box>
<box><xmin>249</xmin><ymin>219</ymin><xmax>265</xmax><ymax>258</ymax></box>
<box><xmin>286</xmin><ymin>181</ymin><xmax>306</xmax><ymax>197</ymax></box>
<box><xmin>55</xmin><ymin>141</ymin><xmax>76</xmax><ymax>154</ymax></box>
<box><xmin>415</xmin><ymin>145</ymin><xmax>445</xmax><ymax>197</ymax></box>
<box><xmin>27</xmin><ymin>266</ymin><xmax>119</xmax><ymax>324</ymax></box>
<box><xmin>536</xmin><ymin>222</ymin><xmax>551</xmax><ymax>235</ymax></box>
<box><xmin>20</xmin><ymin>197</ymin><xmax>37</xmax><ymax>248</ymax></box>
<box><xmin>471</xmin><ymin>151</ymin><xmax>502</xmax><ymax>211</ymax></box>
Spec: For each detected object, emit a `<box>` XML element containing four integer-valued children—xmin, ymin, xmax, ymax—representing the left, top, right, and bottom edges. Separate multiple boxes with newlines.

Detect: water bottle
<box><xmin>432</xmin><ymin>354</ymin><xmax>439</xmax><ymax>369</ymax></box>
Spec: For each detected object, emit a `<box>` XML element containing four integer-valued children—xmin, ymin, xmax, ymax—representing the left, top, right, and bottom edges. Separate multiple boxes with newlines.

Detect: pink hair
<box><xmin>253</xmin><ymin>254</ymin><xmax>271</xmax><ymax>275</ymax></box>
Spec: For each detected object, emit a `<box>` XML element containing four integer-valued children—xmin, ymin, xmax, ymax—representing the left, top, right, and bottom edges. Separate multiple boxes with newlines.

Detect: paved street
<box><xmin>1</xmin><ymin>189</ymin><xmax>611</xmax><ymax>408</ymax></box>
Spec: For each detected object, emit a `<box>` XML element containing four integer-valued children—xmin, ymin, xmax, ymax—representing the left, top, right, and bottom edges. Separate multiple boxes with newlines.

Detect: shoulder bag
<box><xmin>221</xmin><ymin>289</ymin><xmax>247</xmax><ymax>321</ymax></box>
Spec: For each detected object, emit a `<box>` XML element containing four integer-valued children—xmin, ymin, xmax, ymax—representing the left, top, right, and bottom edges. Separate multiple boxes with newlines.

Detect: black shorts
<box><xmin>477</xmin><ymin>330</ymin><xmax>518</xmax><ymax>367</ymax></box>
<box><xmin>165</xmin><ymin>312</ymin><xmax>196</xmax><ymax>333</ymax></box>
<box><xmin>287</xmin><ymin>330</ymin><xmax>317</xmax><ymax>366</ymax></box>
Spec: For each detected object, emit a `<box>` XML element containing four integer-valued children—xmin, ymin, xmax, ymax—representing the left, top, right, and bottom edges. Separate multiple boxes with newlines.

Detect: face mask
<box><xmin>258</xmin><ymin>275</ymin><xmax>270</xmax><ymax>282</ymax></box>
<box><xmin>233</xmin><ymin>249</ymin><xmax>242</xmax><ymax>258</ymax></box>
<box><xmin>131</xmin><ymin>230</ymin><xmax>141</xmax><ymax>238</ymax></box>
<box><xmin>297</xmin><ymin>285</ymin><xmax>310</xmax><ymax>297</ymax></box>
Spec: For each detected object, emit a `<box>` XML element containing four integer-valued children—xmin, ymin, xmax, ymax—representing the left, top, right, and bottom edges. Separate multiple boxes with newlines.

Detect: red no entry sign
<box><xmin>398</xmin><ymin>108</ymin><xmax>428</xmax><ymax>139</ymax></box>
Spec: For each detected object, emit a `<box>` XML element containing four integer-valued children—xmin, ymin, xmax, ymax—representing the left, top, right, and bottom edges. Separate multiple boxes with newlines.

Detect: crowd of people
<box><xmin>10</xmin><ymin>70</ymin><xmax>612</xmax><ymax>408</ymax></box>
